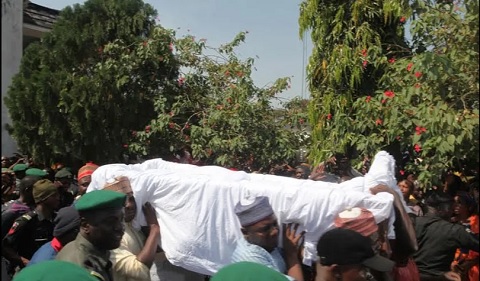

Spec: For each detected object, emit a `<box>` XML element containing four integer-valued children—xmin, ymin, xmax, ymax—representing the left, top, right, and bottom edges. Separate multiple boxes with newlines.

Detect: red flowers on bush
<box><xmin>327</xmin><ymin>113</ymin><xmax>332</xmax><ymax>120</ymax></box>
<box><xmin>388</xmin><ymin>57</ymin><xmax>396</xmax><ymax>64</ymax></box>
<box><xmin>178</xmin><ymin>77</ymin><xmax>185</xmax><ymax>86</ymax></box>
<box><xmin>414</xmin><ymin>72</ymin><xmax>422</xmax><ymax>78</ymax></box>
<box><xmin>145</xmin><ymin>125</ymin><xmax>151</xmax><ymax>133</ymax></box>
<box><xmin>299</xmin><ymin>118</ymin><xmax>305</xmax><ymax>124</ymax></box>
<box><xmin>384</xmin><ymin>90</ymin><xmax>395</xmax><ymax>98</ymax></box>
<box><xmin>399</xmin><ymin>170</ymin><xmax>405</xmax><ymax>175</ymax></box>
<box><xmin>375</xmin><ymin>119</ymin><xmax>383</xmax><ymax>125</ymax></box>
<box><xmin>362</xmin><ymin>60</ymin><xmax>368</xmax><ymax>69</ymax></box>
<box><xmin>168</xmin><ymin>122</ymin><xmax>175</xmax><ymax>129</ymax></box>
<box><xmin>407</xmin><ymin>62</ymin><xmax>414</xmax><ymax>71</ymax></box>
<box><xmin>400</xmin><ymin>16</ymin><xmax>406</xmax><ymax>24</ymax></box>
<box><xmin>414</xmin><ymin>83</ymin><xmax>421</xmax><ymax>88</ymax></box>
<box><xmin>361</xmin><ymin>49</ymin><xmax>368</xmax><ymax>57</ymax></box>
<box><xmin>381</xmin><ymin>99</ymin><xmax>387</xmax><ymax>104</ymax></box>
<box><xmin>415</xmin><ymin>126</ymin><xmax>427</xmax><ymax>135</ymax></box>
<box><xmin>123</xmin><ymin>144</ymin><xmax>129</xmax><ymax>148</ymax></box>
<box><xmin>414</xmin><ymin>144</ymin><xmax>422</xmax><ymax>153</ymax></box>
<box><xmin>366</xmin><ymin>96</ymin><xmax>371</xmax><ymax>103</ymax></box>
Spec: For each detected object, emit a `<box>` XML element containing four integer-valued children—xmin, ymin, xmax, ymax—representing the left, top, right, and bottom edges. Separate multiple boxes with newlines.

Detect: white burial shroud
<box><xmin>87</xmin><ymin>151</ymin><xmax>403</xmax><ymax>275</ymax></box>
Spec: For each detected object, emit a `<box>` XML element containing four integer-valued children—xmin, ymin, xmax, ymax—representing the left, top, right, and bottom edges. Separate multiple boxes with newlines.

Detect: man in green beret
<box><xmin>13</xmin><ymin>260</ymin><xmax>98</xmax><ymax>281</ymax></box>
<box><xmin>12</xmin><ymin>163</ymin><xmax>28</xmax><ymax>189</ymax></box>
<box><xmin>56</xmin><ymin>190</ymin><xmax>126</xmax><ymax>281</ymax></box>
<box><xmin>53</xmin><ymin>168</ymin><xmax>75</xmax><ymax>210</ymax></box>
<box><xmin>2</xmin><ymin>180</ymin><xmax>59</xmax><ymax>274</ymax></box>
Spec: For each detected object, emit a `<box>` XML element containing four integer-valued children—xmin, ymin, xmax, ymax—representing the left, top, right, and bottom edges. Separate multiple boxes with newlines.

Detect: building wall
<box><xmin>2</xmin><ymin>0</ymin><xmax>24</xmax><ymax>156</ymax></box>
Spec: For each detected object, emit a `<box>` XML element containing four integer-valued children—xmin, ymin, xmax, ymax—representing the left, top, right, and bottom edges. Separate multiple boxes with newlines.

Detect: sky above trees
<box><xmin>34</xmin><ymin>0</ymin><xmax>313</xmax><ymax>105</ymax></box>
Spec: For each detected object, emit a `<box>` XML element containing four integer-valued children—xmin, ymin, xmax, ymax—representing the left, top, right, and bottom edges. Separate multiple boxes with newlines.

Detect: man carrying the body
<box><xmin>102</xmin><ymin>176</ymin><xmax>161</xmax><ymax>281</ymax></box>
<box><xmin>232</xmin><ymin>196</ymin><xmax>305</xmax><ymax>281</ymax></box>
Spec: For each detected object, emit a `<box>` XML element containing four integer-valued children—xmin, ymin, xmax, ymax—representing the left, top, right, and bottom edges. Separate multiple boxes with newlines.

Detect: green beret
<box><xmin>211</xmin><ymin>262</ymin><xmax>288</xmax><ymax>281</ymax></box>
<box><xmin>13</xmin><ymin>260</ymin><xmax>97</xmax><ymax>281</ymax></box>
<box><xmin>26</xmin><ymin>168</ymin><xmax>48</xmax><ymax>177</ymax></box>
<box><xmin>33</xmin><ymin>179</ymin><xmax>58</xmax><ymax>204</ymax></box>
<box><xmin>55</xmin><ymin>168</ymin><xmax>73</xmax><ymax>179</ymax></box>
<box><xmin>75</xmin><ymin>190</ymin><xmax>126</xmax><ymax>212</ymax></box>
<box><xmin>12</xmin><ymin>163</ymin><xmax>28</xmax><ymax>172</ymax></box>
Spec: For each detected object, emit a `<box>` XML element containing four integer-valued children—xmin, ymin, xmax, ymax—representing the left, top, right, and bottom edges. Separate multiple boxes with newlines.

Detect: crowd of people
<box><xmin>1</xmin><ymin>152</ymin><xmax>478</xmax><ymax>281</ymax></box>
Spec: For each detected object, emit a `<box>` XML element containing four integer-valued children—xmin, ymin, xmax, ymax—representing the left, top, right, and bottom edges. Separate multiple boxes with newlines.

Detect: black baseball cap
<box><xmin>317</xmin><ymin>228</ymin><xmax>395</xmax><ymax>272</ymax></box>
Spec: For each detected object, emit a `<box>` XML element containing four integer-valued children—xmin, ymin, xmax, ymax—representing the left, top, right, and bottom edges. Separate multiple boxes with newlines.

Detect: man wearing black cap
<box><xmin>54</xmin><ymin>168</ymin><xmax>75</xmax><ymax>209</ymax></box>
<box><xmin>56</xmin><ymin>189</ymin><xmax>126</xmax><ymax>281</ymax></box>
<box><xmin>232</xmin><ymin>196</ymin><xmax>305</xmax><ymax>281</ymax></box>
<box><xmin>315</xmin><ymin>228</ymin><xmax>395</xmax><ymax>281</ymax></box>
<box><xmin>2</xmin><ymin>179</ymin><xmax>59</xmax><ymax>272</ymax></box>
<box><xmin>27</xmin><ymin>206</ymin><xmax>81</xmax><ymax>266</ymax></box>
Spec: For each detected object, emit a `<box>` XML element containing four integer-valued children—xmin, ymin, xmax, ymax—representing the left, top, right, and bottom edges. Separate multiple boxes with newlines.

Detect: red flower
<box><xmin>399</xmin><ymin>170</ymin><xmax>405</xmax><ymax>176</ymax></box>
<box><xmin>414</xmin><ymin>144</ymin><xmax>422</xmax><ymax>153</ymax></box>
<box><xmin>299</xmin><ymin>118</ymin><xmax>305</xmax><ymax>124</ymax></box>
<box><xmin>131</xmin><ymin>131</ymin><xmax>137</xmax><ymax>136</ymax></box>
<box><xmin>123</xmin><ymin>144</ymin><xmax>129</xmax><ymax>148</ymax></box>
<box><xmin>236</xmin><ymin>71</ymin><xmax>243</xmax><ymax>77</ymax></box>
<box><xmin>225</xmin><ymin>70</ymin><xmax>230</xmax><ymax>76</ymax></box>
<box><xmin>178</xmin><ymin>77</ymin><xmax>185</xmax><ymax>86</ymax></box>
<box><xmin>185</xmin><ymin>123</ymin><xmax>190</xmax><ymax>129</ymax></box>
<box><xmin>414</xmin><ymin>71</ymin><xmax>422</xmax><ymax>78</ymax></box>
<box><xmin>388</xmin><ymin>57</ymin><xmax>396</xmax><ymax>64</ymax></box>
<box><xmin>375</xmin><ymin>119</ymin><xmax>383</xmax><ymax>125</ymax></box>
<box><xmin>365</xmin><ymin>96</ymin><xmax>372</xmax><ymax>103</ymax></box>
<box><xmin>384</xmin><ymin>90</ymin><xmax>395</xmax><ymax>98</ymax></box>
<box><xmin>415</xmin><ymin>126</ymin><xmax>427</xmax><ymax>135</ymax></box>
<box><xmin>381</xmin><ymin>99</ymin><xmax>387</xmax><ymax>104</ymax></box>
<box><xmin>396</xmin><ymin>135</ymin><xmax>401</xmax><ymax>140</ymax></box>
<box><xmin>414</xmin><ymin>83</ymin><xmax>421</xmax><ymax>88</ymax></box>
<box><xmin>327</xmin><ymin>113</ymin><xmax>332</xmax><ymax>120</ymax></box>
<box><xmin>143</xmin><ymin>40</ymin><xmax>148</xmax><ymax>47</ymax></box>
<box><xmin>169</xmin><ymin>43</ymin><xmax>174</xmax><ymax>51</ymax></box>
<box><xmin>362</xmin><ymin>60</ymin><xmax>368</xmax><ymax>69</ymax></box>
<box><xmin>145</xmin><ymin>125</ymin><xmax>151</xmax><ymax>133</ymax></box>
<box><xmin>407</xmin><ymin>62</ymin><xmax>414</xmax><ymax>71</ymax></box>
<box><xmin>400</xmin><ymin>16</ymin><xmax>406</xmax><ymax>24</ymax></box>
<box><xmin>169</xmin><ymin>122</ymin><xmax>175</xmax><ymax>129</ymax></box>
<box><xmin>361</xmin><ymin>49</ymin><xmax>368</xmax><ymax>57</ymax></box>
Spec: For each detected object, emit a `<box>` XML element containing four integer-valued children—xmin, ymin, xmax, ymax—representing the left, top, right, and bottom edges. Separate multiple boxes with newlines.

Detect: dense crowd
<box><xmin>1</xmin><ymin>152</ymin><xmax>478</xmax><ymax>281</ymax></box>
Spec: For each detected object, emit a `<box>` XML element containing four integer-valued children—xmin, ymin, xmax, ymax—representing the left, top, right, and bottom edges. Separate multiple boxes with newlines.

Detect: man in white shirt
<box><xmin>232</xmin><ymin>196</ymin><xmax>305</xmax><ymax>281</ymax></box>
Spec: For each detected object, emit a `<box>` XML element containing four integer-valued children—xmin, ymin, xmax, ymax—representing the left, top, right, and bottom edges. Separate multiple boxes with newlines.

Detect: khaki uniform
<box><xmin>56</xmin><ymin>233</ymin><xmax>113</xmax><ymax>281</ymax></box>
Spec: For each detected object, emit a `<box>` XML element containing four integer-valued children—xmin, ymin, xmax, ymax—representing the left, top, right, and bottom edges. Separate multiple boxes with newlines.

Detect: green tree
<box><xmin>127</xmin><ymin>32</ymin><xmax>300</xmax><ymax>171</ymax></box>
<box><xmin>300</xmin><ymin>0</ymin><xmax>479</xmax><ymax>182</ymax></box>
<box><xmin>5</xmin><ymin>0</ymin><xmax>178</xmax><ymax>165</ymax></box>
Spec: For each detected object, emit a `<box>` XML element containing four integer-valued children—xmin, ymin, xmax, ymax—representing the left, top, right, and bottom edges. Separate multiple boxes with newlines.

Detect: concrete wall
<box><xmin>2</xmin><ymin>0</ymin><xmax>23</xmax><ymax>156</ymax></box>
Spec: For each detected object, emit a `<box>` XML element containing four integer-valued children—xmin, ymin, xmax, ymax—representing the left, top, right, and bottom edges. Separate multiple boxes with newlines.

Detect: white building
<box><xmin>1</xmin><ymin>0</ymin><xmax>58</xmax><ymax>156</ymax></box>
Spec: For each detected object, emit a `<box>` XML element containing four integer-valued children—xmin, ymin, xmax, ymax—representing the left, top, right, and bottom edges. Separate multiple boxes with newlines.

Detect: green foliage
<box><xmin>127</xmin><ymin>32</ymin><xmax>300</xmax><ymax>170</ymax></box>
<box><xmin>5</xmin><ymin>0</ymin><xmax>178</xmax><ymax>164</ymax></box>
<box><xmin>300</xmin><ymin>0</ymin><xmax>479</xmax><ymax>183</ymax></box>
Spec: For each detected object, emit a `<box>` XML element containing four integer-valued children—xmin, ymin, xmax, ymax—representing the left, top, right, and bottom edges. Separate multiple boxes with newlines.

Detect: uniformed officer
<box><xmin>1</xmin><ymin>176</ymin><xmax>39</xmax><ymax>239</ymax></box>
<box><xmin>13</xmin><ymin>260</ymin><xmax>97</xmax><ymax>281</ymax></box>
<box><xmin>54</xmin><ymin>168</ymin><xmax>75</xmax><ymax>209</ymax></box>
<box><xmin>2</xmin><ymin>179</ymin><xmax>59</xmax><ymax>272</ymax></box>
<box><xmin>56</xmin><ymin>189</ymin><xmax>126</xmax><ymax>281</ymax></box>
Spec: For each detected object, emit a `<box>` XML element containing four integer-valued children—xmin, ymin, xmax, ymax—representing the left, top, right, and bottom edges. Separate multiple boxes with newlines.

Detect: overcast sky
<box><xmin>34</xmin><ymin>0</ymin><xmax>313</xmax><ymax>105</ymax></box>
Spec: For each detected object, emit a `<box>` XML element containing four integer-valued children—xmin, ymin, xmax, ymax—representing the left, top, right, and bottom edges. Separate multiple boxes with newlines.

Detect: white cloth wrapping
<box><xmin>87</xmin><ymin>151</ymin><xmax>401</xmax><ymax>275</ymax></box>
